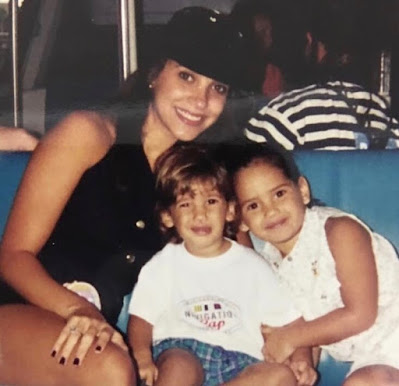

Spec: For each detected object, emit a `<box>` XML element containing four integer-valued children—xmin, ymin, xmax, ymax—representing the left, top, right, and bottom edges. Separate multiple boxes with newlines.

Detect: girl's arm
<box><xmin>128</xmin><ymin>315</ymin><xmax>158</xmax><ymax>386</ymax></box>
<box><xmin>263</xmin><ymin>216</ymin><xmax>378</xmax><ymax>362</ymax></box>
<box><xmin>0</xmin><ymin>111</ymin><xmax>123</xmax><ymax>362</ymax></box>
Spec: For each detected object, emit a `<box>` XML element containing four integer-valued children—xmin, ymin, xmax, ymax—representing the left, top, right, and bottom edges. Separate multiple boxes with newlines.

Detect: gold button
<box><xmin>126</xmin><ymin>254</ymin><xmax>136</xmax><ymax>263</ymax></box>
<box><xmin>135</xmin><ymin>220</ymin><xmax>146</xmax><ymax>229</ymax></box>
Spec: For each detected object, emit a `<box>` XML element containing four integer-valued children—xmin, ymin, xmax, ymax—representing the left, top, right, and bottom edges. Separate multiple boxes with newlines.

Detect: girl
<box><xmin>232</xmin><ymin>143</ymin><xmax>399</xmax><ymax>385</ymax></box>
<box><xmin>0</xmin><ymin>7</ymin><xmax>244</xmax><ymax>386</ymax></box>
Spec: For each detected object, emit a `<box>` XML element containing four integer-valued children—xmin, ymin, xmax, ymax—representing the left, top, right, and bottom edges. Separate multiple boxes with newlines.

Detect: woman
<box><xmin>0</xmin><ymin>7</ymin><xmax>244</xmax><ymax>385</ymax></box>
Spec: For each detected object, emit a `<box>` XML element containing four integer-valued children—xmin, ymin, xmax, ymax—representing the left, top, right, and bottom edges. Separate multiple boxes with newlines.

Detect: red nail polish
<box><xmin>51</xmin><ymin>350</ymin><xmax>57</xmax><ymax>357</ymax></box>
<box><xmin>73</xmin><ymin>358</ymin><xmax>80</xmax><ymax>366</ymax></box>
<box><xmin>59</xmin><ymin>357</ymin><xmax>66</xmax><ymax>365</ymax></box>
<box><xmin>95</xmin><ymin>345</ymin><xmax>102</xmax><ymax>352</ymax></box>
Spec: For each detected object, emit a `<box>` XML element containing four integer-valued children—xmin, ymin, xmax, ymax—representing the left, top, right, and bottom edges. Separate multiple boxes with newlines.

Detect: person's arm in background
<box><xmin>0</xmin><ymin>126</ymin><xmax>40</xmax><ymax>151</ymax></box>
<box><xmin>0</xmin><ymin>111</ymin><xmax>126</xmax><ymax>364</ymax></box>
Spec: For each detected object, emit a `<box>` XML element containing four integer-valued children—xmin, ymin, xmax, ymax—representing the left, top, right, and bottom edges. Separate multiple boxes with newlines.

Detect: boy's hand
<box><xmin>261</xmin><ymin>324</ymin><xmax>295</xmax><ymax>363</ymax></box>
<box><xmin>137</xmin><ymin>357</ymin><xmax>158</xmax><ymax>386</ymax></box>
<box><xmin>289</xmin><ymin>360</ymin><xmax>318</xmax><ymax>386</ymax></box>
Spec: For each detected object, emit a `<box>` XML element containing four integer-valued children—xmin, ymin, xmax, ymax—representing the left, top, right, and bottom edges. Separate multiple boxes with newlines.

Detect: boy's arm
<box><xmin>289</xmin><ymin>347</ymin><xmax>319</xmax><ymax>386</ymax></box>
<box><xmin>128</xmin><ymin>315</ymin><xmax>158</xmax><ymax>386</ymax></box>
<box><xmin>262</xmin><ymin>318</ymin><xmax>318</xmax><ymax>385</ymax></box>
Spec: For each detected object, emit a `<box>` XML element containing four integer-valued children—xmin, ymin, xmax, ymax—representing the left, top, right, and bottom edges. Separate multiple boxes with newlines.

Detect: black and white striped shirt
<box><xmin>245</xmin><ymin>81</ymin><xmax>399</xmax><ymax>150</ymax></box>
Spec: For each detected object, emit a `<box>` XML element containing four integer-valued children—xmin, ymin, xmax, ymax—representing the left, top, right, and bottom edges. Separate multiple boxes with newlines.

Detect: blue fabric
<box><xmin>294</xmin><ymin>150</ymin><xmax>399</xmax><ymax>252</ymax></box>
<box><xmin>316</xmin><ymin>351</ymin><xmax>351</xmax><ymax>386</ymax></box>
<box><xmin>0</xmin><ymin>151</ymin><xmax>30</xmax><ymax>238</ymax></box>
<box><xmin>153</xmin><ymin>338</ymin><xmax>259</xmax><ymax>385</ymax></box>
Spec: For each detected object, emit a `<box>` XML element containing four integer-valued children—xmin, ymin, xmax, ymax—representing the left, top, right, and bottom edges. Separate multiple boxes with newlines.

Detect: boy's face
<box><xmin>235</xmin><ymin>161</ymin><xmax>310</xmax><ymax>256</ymax></box>
<box><xmin>161</xmin><ymin>179</ymin><xmax>235</xmax><ymax>257</ymax></box>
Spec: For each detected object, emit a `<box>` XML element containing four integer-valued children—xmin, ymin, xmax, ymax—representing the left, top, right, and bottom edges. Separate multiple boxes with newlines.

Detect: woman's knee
<box><xmin>82</xmin><ymin>345</ymin><xmax>136</xmax><ymax>386</ymax></box>
<box><xmin>0</xmin><ymin>305</ymin><xmax>135</xmax><ymax>386</ymax></box>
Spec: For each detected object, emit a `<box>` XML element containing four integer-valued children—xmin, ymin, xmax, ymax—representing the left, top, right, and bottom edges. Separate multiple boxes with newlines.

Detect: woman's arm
<box><xmin>263</xmin><ymin>216</ymin><xmax>378</xmax><ymax>362</ymax></box>
<box><xmin>0</xmin><ymin>111</ymin><xmax>115</xmax><ymax>315</ymax></box>
<box><xmin>128</xmin><ymin>315</ymin><xmax>158</xmax><ymax>386</ymax></box>
<box><xmin>0</xmin><ymin>111</ymin><xmax>125</xmax><ymax>364</ymax></box>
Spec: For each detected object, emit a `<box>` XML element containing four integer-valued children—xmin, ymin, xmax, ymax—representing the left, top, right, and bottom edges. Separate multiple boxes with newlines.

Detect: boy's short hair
<box><xmin>154</xmin><ymin>143</ymin><xmax>235</xmax><ymax>243</ymax></box>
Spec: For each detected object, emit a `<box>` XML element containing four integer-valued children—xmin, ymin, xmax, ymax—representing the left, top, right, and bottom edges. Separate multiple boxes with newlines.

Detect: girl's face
<box><xmin>161</xmin><ymin>180</ymin><xmax>234</xmax><ymax>257</ymax></box>
<box><xmin>235</xmin><ymin>160</ymin><xmax>310</xmax><ymax>256</ymax></box>
<box><xmin>147</xmin><ymin>60</ymin><xmax>229</xmax><ymax>143</ymax></box>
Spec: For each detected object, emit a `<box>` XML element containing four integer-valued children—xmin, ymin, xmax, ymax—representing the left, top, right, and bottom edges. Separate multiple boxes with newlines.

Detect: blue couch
<box><xmin>1</xmin><ymin>150</ymin><xmax>399</xmax><ymax>385</ymax></box>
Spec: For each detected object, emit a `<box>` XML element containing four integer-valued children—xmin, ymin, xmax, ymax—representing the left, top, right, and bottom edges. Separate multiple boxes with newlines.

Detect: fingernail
<box><xmin>59</xmin><ymin>357</ymin><xmax>66</xmax><ymax>365</ymax></box>
<box><xmin>95</xmin><ymin>345</ymin><xmax>102</xmax><ymax>352</ymax></box>
<box><xmin>51</xmin><ymin>350</ymin><xmax>57</xmax><ymax>357</ymax></box>
<box><xmin>73</xmin><ymin>358</ymin><xmax>80</xmax><ymax>366</ymax></box>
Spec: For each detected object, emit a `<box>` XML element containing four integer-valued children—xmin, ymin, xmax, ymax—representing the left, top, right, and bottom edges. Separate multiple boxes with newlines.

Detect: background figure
<box><xmin>244</xmin><ymin>0</ymin><xmax>399</xmax><ymax>150</ymax></box>
<box><xmin>230</xmin><ymin>0</ymin><xmax>311</xmax><ymax>98</ymax></box>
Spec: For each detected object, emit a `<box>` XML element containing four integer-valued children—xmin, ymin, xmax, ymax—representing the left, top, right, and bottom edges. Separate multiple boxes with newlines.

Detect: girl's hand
<box><xmin>51</xmin><ymin>307</ymin><xmax>128</xmax><ymax>365</ymax></box>
<box><xmin>137</xmin><ymin>357</ymin><xmax>158</xmax><ymax>386</ymax></box>
<box><xmin>261</xmin><ymin>324</ymin><xmax>295</xmax><ymax>363</ymax></box>
<box><xmin>289</xmin><ymin>360</ymin><xmax>318</xmax><ymax>386</ymax></box>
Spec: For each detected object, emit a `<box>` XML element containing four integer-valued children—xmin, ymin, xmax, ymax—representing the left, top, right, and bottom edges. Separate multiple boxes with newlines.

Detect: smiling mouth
<box><xmin>176</xmin><ymin>107</ymin><xmax>203</xmax><ymax>125</ymax></box>
<box><xmin>265</xmin><ymin>218</ymin><xmax>287</xmax><ymax>230</ymax></box>
<box><xmin>191</xmin><ymin>226</ymin><xmax>212</xmax><ymax>235</ymax></box>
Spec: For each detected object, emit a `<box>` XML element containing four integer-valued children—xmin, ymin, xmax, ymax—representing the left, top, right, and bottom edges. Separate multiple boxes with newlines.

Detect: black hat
<box><xmin>162</xmin><ymin>7</ymin><xmax>245</xmax><ymax>87</ymax></box>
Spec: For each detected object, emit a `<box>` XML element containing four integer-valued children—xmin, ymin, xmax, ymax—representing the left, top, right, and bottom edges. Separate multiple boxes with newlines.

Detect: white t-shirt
<box><xmin>129</xmin><ymin>240</ymin><xmax>300</xmax><ymax>360</ymax></box>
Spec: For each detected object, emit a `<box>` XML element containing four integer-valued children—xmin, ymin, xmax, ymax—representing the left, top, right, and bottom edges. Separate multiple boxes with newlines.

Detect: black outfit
<box><xmin>1</xmin><ymin>103</ymin><xmax>162</xmax><ymax>325</ymax></box>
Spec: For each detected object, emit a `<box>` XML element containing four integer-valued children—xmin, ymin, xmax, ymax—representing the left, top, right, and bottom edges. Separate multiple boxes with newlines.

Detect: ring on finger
<box><xmin>69</xmin><ymin>326</ymin><xmax>82</xmax><ymax>335</ymax></box>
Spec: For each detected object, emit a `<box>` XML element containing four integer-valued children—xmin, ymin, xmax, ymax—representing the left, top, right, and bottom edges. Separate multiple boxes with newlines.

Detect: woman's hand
<box><xmin>51</xmin><ymin>306</ymin><xmax>128</xmax><ymax>366</ymax></box>
<box><xmin>261</xmin><ymin>324</ymin><xmax>295</xmax><ymax>363</ymax></box>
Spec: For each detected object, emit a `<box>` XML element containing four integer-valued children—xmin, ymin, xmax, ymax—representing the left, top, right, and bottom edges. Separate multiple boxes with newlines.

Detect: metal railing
<box><xmin>119</xmin><ymin>0</ymin><xmax>138</xmax><ymax>81</ymax></box>
<box><xmin>11</xmin><ymin>0</ymin><xmax>20</xmax><ymax>127</ymax></box>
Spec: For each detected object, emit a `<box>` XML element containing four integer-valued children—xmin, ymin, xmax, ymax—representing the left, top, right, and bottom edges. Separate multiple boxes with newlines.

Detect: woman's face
<box><xmin>148</xmin><ymin>60</ymin><xmax>229</xmax><ymax>143</ymax></box>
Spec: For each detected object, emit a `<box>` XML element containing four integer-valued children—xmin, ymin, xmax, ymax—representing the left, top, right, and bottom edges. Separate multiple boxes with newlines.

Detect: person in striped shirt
<box><xmin>244</xmin><ymin>0</ymin><xmax>399</xmax><ymax>150</ymax></box>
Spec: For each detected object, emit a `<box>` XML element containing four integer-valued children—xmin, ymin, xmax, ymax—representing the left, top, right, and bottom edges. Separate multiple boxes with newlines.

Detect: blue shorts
<box><xmin>153</xmin><ymin>338</ymin><xmax>260</xmax><ymax>386</ymax></box>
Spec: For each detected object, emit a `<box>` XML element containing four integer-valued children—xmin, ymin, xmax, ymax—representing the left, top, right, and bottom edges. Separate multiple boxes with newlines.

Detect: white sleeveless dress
<box><xmin>259</xmin><ymin>206</ymin><xmax>399</xmax><ymax>372</ymax></box>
